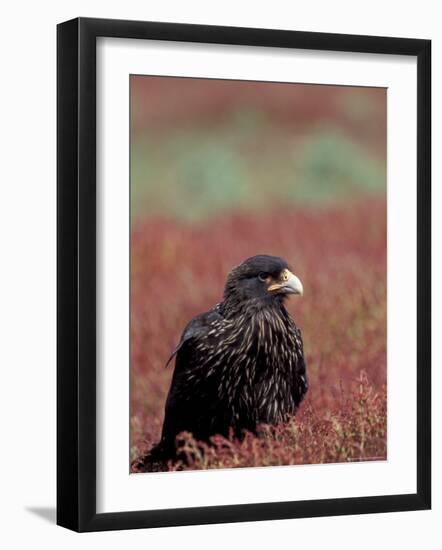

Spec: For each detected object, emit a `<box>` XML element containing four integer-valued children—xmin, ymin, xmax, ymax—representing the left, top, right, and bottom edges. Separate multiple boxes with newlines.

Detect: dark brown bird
<box><xmin>143</xmin><ymin>255</ymin><xmax>308</xmax><ymax>467</ymax></box>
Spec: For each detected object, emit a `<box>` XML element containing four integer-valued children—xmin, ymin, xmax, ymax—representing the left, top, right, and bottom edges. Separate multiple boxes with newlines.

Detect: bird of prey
<box><xmin>146</xmin><ymin>254</ymin><xmax>308</xmax><ymax>466</ymax></box>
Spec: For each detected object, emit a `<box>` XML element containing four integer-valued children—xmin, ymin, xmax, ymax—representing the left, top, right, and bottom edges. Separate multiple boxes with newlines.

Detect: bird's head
<box><xmin>223</xmin><ymin>255</ymin><xmax>303</xmax><ymax>311</ymax></box>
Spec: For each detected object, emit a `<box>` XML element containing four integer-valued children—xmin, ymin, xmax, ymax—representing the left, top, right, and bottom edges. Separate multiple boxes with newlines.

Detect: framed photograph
<box><xmin>57</xmin><ymin>17</ymin><xmax>431</xmax><ymax>532</ymax></box>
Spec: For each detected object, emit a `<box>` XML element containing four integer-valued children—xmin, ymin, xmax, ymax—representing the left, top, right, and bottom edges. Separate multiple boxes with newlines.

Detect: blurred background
<box><xmin>130</xmin><ymin>76</ymin><xmax>387</xmax><ymax>468</ymax></box>
<box><xmin>131</xmin><ymin>77</ymin><xmax>386</xmax><ymax>221</ymax></box>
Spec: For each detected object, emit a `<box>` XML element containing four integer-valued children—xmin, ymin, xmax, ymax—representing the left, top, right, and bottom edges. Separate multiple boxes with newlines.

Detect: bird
<box><xmin>140</xmin><ymin>254</ymin><xmax>308</xmax><ymax>468</ymax></box>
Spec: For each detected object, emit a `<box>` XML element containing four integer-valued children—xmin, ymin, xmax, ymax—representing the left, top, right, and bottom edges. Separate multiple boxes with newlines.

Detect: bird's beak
<box><xmin>268</xmin><ymin>269</ymin><xmax>303</xmax><ymax>296</ymax></box>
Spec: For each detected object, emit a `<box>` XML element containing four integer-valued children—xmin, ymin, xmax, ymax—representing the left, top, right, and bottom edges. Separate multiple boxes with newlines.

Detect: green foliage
<box><xmin>131</xmin><ymin>117</ymin><xmax>385</xmax><ymax>222</ymax></box>
<box><xmin>293</xmin><ymin>130</ymin><xmax>385</xmax><ymax>204</ymax></box>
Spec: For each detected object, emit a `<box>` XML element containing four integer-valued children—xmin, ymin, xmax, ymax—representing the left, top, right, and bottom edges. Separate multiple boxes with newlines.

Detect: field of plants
<box><xmin>130</xmin><ymin>199</ymin><xmax>387</xmax><ymax>471</ymax></box>
<box><xmin>130</xmin><ymin>77</ymin><xmax>387</xmax><ymax>472</ymax></box>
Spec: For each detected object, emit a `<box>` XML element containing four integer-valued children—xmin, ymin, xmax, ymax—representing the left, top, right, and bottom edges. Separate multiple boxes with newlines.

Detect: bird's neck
<box><xmin>221</xmin><ymin>296</ymin><xmax>288</xmax><ymax>323</ymax></box>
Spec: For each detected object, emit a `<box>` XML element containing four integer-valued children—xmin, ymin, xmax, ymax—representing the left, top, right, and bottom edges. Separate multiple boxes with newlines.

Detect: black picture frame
<box><xmin>57</xmin><ymin>17</ymin><xmax>431</xmax><ymax>532</ymax></box>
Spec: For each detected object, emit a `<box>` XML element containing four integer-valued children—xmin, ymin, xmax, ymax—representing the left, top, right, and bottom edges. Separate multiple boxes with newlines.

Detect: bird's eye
<box><xmin>258</xmin><ymin>272</ymin><xmax>268</xmax><ymax>282</ymax></box>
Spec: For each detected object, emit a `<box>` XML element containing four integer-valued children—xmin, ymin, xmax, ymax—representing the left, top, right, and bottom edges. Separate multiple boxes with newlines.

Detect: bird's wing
<box><xmin>165</xmin><ymin>306</ymin><xmax>224</xmax><ymax>366</ymax></box>
<box><xmin>160</xmin><ymin>307</ymin><xmax>227</xmax><ymax>449</ymax></box>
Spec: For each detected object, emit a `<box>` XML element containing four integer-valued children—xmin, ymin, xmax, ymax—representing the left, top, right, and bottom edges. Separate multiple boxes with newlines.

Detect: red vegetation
<box><xmin>131</xmin><ymin>77</ymin><xmax>386</xmax><ymax>157</ymax></box>
<box><xmin>130</xmin><ymin>199</ymin><xmax>387</xmax><ymax>471</ymax></box>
